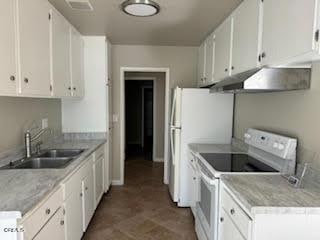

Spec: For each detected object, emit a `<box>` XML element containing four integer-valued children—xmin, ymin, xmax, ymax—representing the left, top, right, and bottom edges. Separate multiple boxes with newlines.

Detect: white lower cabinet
<box><xmin>219</xmin><ymin>184</ymin><xmax>320</xmax><ymax>240</ymax></box>
<box><xmin>82</xmin><ymin>168</ymin><xmax>94</xmax><ymax>231</ymax></box>
<box><xmin>64</xmin><ymin>184</ymin><xmax>83</xmax><ymax>240</ymax></box>
<box><xmin>21</xmin><ymin>188</ymin><xmax>63</xmax><ymax>240</ymax></box>
<box><xmin>94</xmin><ymin>156</ymin><xmax>104</xmax><ymax>206</ymax></box>
<box><xmin>33</xmin><ymin>207</ymin><xmax>65</xmax><ymax>240</ymax></box>
<box><xmin>219</xmin><ymin>209</ymin><xmax>245</xmax><ymax>240</ymax></box>
<box><xmin>15</xmin><ymin>146</ymin><xmax>108</xmax><ymax>240</ymax></box>
<box><xmin>218</xmin><ymin>187</ymin><xmax>252</xmax><ymax>240</ymax></box>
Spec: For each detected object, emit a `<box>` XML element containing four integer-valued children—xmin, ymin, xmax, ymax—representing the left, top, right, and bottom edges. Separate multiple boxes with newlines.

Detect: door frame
<box><xmin>120</xmin><ymin>67</ymin><xmax>170</xmax><ymax>185</ymax></box>
<box><xmin>141</xmin><ymin>85</ymin><xmax>154</xmax><ymax>154</ymax></box>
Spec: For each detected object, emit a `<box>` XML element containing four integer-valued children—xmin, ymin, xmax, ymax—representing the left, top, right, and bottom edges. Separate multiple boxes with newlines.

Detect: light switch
<box><xmin>112</xmin><ymin>114</ymin><xmax>119</xmax><ymax>123</ymax></box>
<box><xmin>42</xmin><ymin>118</ymin><xmax>48</xmax><ymax>129</ymax></box>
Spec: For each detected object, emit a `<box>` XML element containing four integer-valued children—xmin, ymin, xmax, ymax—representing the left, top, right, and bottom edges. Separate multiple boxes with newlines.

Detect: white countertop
<box><xmin>221</xmin><ymin>174</ymin><xmax>320</xmax><ymax>217</ymax></box>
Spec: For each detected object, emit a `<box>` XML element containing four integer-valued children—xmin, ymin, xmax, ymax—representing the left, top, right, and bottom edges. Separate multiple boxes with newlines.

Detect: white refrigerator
<box><xmin>169</xmin><ymin>87</ymin><xmax>234</xmax><ymax>207</ymax></box>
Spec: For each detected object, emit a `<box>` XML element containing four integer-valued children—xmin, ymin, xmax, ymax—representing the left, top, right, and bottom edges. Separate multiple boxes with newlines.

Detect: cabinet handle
<box><xmin>224</xmin><ymin>68</ymin><xmax>228</xmax><ymax>72</ymax></box>
<box><xmin>193</xmin><ymin>177</ymin><xmax>196</xmax><ymax>180</ymax></box>
<box><xmin>230</xmin><ymin>208</ymin><xmax>235</xmax><ymax>215</ymax></box>
<box><xmin>261</xmin><ymin>52</ymin><xmax>266</xmax><ymax>58</ymax></box>
<box><xmin>45</xmin><ymin>208</ymin><xmax>51</xmax><ymax>215</ymax></box>
<box><xmin>231</xmin><ymin>66</ymin><xmax>235</xmax><ymax>70</ymax></box>
<box><xmin>10</xmin><ymin>76</ymin><xmax>15</xmax><ymax>81</ymax></box>
<box><xmin>24</xmin><ymin>78</ymin><xmax>29</xmax><ymax>83</ymax></box>
<box><xmin>68</xmin><ymin>87</ymin><xmax>71</xmax><ymax>90</ymax></box>
<box><xmin>80</xmin><ymin>192</ymin><xmax>83</xmax><ymax>197</ymax></box>
<box><xmin>60</xmin><ymin>220</ymin><xmax>64</xmax><ymax>226</ymax></box>
<box><xmin>220</xmin><ymin>217</ymin><xmax>224</xmax><ymax>222</ymax></box>
<box><xmin>85</xmin><ymin>186</ymin><xmax>88</xmax><ymax>191</ymax></box>
<box><xmin>73</xmin><ymin>87</ymin><xmax>76</xmax><ymax>90</ymax></box>
<box><xmin>62</xmin><ymin>208</ymin><xmax>66</xmax><ymax>215</ymax></box>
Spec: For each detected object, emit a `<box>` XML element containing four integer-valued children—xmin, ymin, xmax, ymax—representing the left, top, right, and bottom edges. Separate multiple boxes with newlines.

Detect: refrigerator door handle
<box><xmin>170</xmin><ymin>89</ymin><xmax>177</xmax><ymax>127</ymax></box>
<box><xmin>170</xmin><ymin>128</ymin><xmax>175</xmax><ymax>166</ymax></box>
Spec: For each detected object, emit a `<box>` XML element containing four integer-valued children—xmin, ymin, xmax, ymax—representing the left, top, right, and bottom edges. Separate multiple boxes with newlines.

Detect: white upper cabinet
<box><xmin>50</xmin><ymin>9</ymin><xmax>72</xmax><ymax>97</ymax></box>
<box><xmin>214</xmin><ymin>17</ymin><xmax>233</xmax><ymax>81</ymax></box>
<box><xmin>198</xmin><ymin>33</ymin><xmax>216</xmax><ymax>87</ymax></box>
<box><xmin>205</xmin><ymin>33</ymin><xmax>215</xmax><ymax>84</ymax></box>
<box><xmin>261</xmin><ymin>0</ymin><xmax>319</xmax><ymax>66</ymax></box>
<box><xmin>232</xmin><ymin>0</ymin><xmax>262</xmax><ymax>75</ymax></box>
<box><xmin>197</xmin><ymin>41</ymin><xmax>206</xmax><ymax>86</ymax></box>
<box><xmin>18</xmin><ymin>0</ymin><xmax>51</xmax><ymax>96</ymax></box>
<box><xmin>71</xmin><ymin>28</ymin><xmax>85</xmax><ymax>98</ymax></box>
<box><xmin>0</xmin><ymin>0</ymin><xmax>17</xmax><ymax>96</ymax></box>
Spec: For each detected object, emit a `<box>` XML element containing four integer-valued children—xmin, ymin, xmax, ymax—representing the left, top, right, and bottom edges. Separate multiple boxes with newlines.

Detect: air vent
<box><xmin>65</xmin><ymin>0</ymin><xmax>93</xmax><ymax>11</ymax></box>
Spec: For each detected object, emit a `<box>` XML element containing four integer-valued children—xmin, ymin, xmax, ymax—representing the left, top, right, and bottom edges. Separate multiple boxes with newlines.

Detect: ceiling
<box><xmin>49</xmin><ymin>0</ymin><xmax>242</xmax><ymax>46</ymax></box>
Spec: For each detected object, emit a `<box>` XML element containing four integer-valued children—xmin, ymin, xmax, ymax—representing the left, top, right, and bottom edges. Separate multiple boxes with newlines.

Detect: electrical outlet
<box><xmin>42</xmin><ymin>118</ymin><xmax>48</xmax><ymax>129</ymax></box>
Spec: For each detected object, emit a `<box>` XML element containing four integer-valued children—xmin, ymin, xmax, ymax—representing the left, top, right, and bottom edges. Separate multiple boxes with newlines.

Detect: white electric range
<box><xmin>190</xmin><ymin>128</ymin><xmax>298</xmax><ymax>240</ymax></box>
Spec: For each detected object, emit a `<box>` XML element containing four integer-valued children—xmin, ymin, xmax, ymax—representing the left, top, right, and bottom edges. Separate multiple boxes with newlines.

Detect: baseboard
<box><xmin>111</xmin><ymin>180</ymin><xmax>123</xmax><ymax>186</ymax></box>
<box><xmin>153</xmin><ymin>158</ymin><xmax>164</xmax><ymax>162</ymax></box>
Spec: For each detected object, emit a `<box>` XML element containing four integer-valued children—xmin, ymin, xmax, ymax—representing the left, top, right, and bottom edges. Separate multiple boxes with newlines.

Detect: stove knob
<box><xmin>273</xmin><ymin>142</ymin><xmax>279</xmax><ymax>149</ymax></box>
<box><xmin>278</xmin><ymin>144</ymin><xmax>285</xmax><ymax>150</ymax></box>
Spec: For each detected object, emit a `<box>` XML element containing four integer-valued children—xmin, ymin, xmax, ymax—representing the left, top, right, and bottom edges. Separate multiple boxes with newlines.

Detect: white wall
<box><xmin>62</xmin><ymin>36</ymin><xmax>108</xmax><ymax>133</ymax></box>
<box><xmin>0</xmin><ymin>97</ymin><xmax>61</xmax><ymax>152</ymax></box>
<box><xmin>111</xmin><ymin>45</ymin><xmax>198</xmax><ymax>180</ymax></box>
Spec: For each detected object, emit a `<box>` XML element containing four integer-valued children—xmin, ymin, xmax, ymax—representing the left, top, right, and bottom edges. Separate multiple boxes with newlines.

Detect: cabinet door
<box><xmin>261</xmin><ymin>0</ymin><xmax>317</xmax><ymax>66</ymax></box>
<box><xmin>34</xmin><ymin>208</ymin><xmax>65</xmax><ymax>240</ymax></box>
<box><xmin>205</xmin><ymin>33</ymin><xmax>215</xmax><ymax>84</ymax></box>
<box><xmin>71</xmin><ymin>28</ymin><xmax>84</xmax><ymax>97</ymax></box>
<box><xmin>214</xmin><ymin>18</ymin><xmax>233</xmax><ymax>81</ymax></box>
<box><xmin>64</xmin><ymin>185</ymin><xmax>83</xmax><ymax>240</ymax></box>
<box><xmin>218</xmin><ymin>209</ymin><xmax>245</xmax><ymax>240</ymax></box>
<box><xmin>95</xmin><ymin>156</ymin><xmax>104</xmax><ymax>206</ymax></box>
<box><xmin>82</xmin><ymin>169</ymin><xmax>94</xmax><ymax>231</ymax></box>
<box><xmin>197</xmin><ymin>42</ymin><xmax>206</xmax><ymax>86</ymax></box>
<box><xmin>0</xmin><ymin>0</ymin><xmax>17</xmax><ymax>95</ymax></box>
<box><xmin>51</xmin><ymin>9</ymin><xmax>71</xmax><ymax>97</ymax></box>
<box><xmin>18</xmin><ymin>0</ymin><xmax>51</xmax><ymax>96</ymax></box>
<box><xmin>232</xmin><ymin>0</ymin><xmax>261</xmax><ymax>75</ymax></box>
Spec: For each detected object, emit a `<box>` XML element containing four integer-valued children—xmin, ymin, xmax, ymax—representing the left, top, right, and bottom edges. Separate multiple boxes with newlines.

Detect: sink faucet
<box><xmin>25</xmin><ymin>128</ymin><xmax>52</xmax><ymax>158</ymax></box>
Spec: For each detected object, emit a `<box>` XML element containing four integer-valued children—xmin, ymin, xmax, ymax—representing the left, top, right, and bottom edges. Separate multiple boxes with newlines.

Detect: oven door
<box><xmin>196</xmin><ymin>164</ymin><xmax>219</xmax><ymax>240</ymax></box>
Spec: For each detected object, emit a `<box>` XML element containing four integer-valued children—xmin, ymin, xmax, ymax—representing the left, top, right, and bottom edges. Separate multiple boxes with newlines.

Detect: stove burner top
<box><xmin>199</xmin><ymin>153</ymin><xmax>278</xmax><ymax>172</ymax></box>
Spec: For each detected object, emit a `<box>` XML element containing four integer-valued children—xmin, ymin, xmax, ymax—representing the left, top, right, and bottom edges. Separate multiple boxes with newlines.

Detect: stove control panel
<box><xmin>244</xmin><ymin>129</ymin><xmax>297</xmax><ymax>159</ymax></box>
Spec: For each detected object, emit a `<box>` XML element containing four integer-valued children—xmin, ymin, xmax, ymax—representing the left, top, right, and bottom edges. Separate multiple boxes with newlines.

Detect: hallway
<box><xmin>83</xmin><ymin>158</ymin><xmax>197</xmax><ymax>240</ymax></box>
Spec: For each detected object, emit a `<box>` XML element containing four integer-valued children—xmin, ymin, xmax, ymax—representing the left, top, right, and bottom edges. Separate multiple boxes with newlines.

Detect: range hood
<box><xmin>210</xmin><ymin>67</ymin><xmax>311</xmax><ymax>93</ymax></box>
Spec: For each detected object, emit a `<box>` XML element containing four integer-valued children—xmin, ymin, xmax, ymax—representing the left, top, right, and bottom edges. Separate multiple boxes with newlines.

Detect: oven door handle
<box><xmin>200</xmin><ymin>170</ymin><xmax>217</xmax><ymax>186</ymax></box>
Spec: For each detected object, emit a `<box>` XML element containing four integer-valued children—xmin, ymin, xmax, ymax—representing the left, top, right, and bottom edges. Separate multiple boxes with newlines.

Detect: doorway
<box><xmin>120</xmin><ymin>67</ymin><xmax>170</xmax><ymax>185</ymax></box>
<box><xmin>125</xmin><ymin>80</ymin><xmax>154</xmax><ymax>160</ymax></box>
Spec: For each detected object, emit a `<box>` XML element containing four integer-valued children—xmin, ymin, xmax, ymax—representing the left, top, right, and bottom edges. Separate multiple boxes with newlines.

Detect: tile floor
<box><xmin>83</xmin><ymin>158</ymin><xmax>197</xmax><ymax>240</ymax></box>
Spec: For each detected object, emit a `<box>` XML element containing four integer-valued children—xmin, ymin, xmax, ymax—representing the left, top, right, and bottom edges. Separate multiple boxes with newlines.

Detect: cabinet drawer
<box><xmin>94</xmin><ymin>145</ymin><xmax>105</xmax><ymax>161</ymax></box>
<box><xmin>221</xmin><ymin>188</ymin><xmax>251</xmax><ymax>239</ymax></box>
<box><xmin>22</xmin><ymin>187</ymin><xmax>63</xmax><ymax>240</ymax></box>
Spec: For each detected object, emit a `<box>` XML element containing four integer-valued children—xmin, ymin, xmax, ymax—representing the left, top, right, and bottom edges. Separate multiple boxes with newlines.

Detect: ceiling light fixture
<box><xmin>121</xmin><ymin>0</ymin><xmax>160</xmax><ymax>17</ymax></box>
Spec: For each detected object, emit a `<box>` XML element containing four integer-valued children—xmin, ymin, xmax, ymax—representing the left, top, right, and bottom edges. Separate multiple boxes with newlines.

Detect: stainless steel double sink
<box><xmin>1</xmin><ymin>149</ymin><xmax>85</xmax><ymax>170</ymax></box>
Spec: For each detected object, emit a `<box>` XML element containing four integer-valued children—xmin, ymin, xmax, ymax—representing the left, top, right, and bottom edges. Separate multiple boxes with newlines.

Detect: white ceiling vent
<box><xmin>65</xmin><ymin>0</ymin><xmax>93</xmax><ymax>11</ymax></box>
